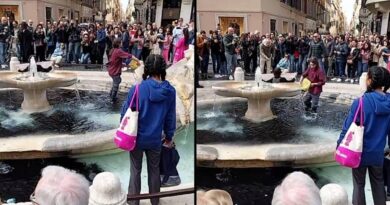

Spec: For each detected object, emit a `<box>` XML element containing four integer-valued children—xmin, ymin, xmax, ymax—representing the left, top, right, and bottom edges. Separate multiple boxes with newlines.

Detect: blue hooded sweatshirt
<box><xmin>120</xmin><ymin>78</ymin><xmax>176</xmax><ymax>150</ymax></box>
<box><xmin>337</xmin><ymin>92</ymin><xmax>390</xmax><ymax>166</ymax></box>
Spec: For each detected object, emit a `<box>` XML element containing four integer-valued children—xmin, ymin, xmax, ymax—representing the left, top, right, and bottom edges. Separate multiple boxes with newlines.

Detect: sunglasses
<box><xmin>30</xmin><ymin>192</ymin><xmax>39</xmax><ymax>205</ymax></box>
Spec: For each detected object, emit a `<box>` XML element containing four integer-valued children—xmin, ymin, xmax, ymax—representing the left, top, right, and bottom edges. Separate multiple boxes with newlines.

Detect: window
<box><xmin>163</xmin><ymin>0</ymin><xmax>181</xmax><ymax>8</ymax></box>
<box><xmin>46</xmin><ymin>7</ymin><xmax>52</xmax><ymax>22</ymax></box>
<box><xmin>283</xmin><ymin>21</ymin><xmax>288</xmax><ymax>33</ymax></box>
<box><xmin>59</xmin><ymin>9</ymin><xmax>64</xmax><ymax>18</ymax></box>
<box><xmin>270</xmin><ymin>19</ymin><xmax>276</xmax><ymax>33</ymax></box>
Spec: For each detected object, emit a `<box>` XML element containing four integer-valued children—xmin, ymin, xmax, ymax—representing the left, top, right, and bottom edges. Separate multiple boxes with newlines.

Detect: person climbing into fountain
<box><xmin>121</xmin><ymin>54</ymin><xmax>176</xmax><ymax>205</ymax></box>
<box><xmin>264</xmin><ymin>68</ymin><xmax>295</xmax><ymax>83</ymax></box>
<box><xmin>299</xmin><ymin>57</ymin><xmax>326</xmax><ymax>115</ymax></box>
<box><xmin>337</xmin><ymin>66</ymin><xmax>390</xmax><ymax>205</ymax></box>
<box><xmin>107</xmin><ymin>38</ymin><xmax>140</xmax><ymax>103</ymax></box>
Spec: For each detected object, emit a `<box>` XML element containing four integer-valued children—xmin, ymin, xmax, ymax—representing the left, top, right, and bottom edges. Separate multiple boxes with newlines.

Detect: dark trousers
<box><xmin>35</xmin><ymin>46</ymin><xmax>46</xmax><ymax>62</ymax></box>
<box><xmin>250</xmin><ymin>53</ymin><xmax>258</xmax><ymax>73</ymax></box>
<box><xmin>46</xmin><ymin>45</ymin><xmax>55</xmax><ymax>59</ymax></box>
<box><xmin>211</xmin><ymin>52</ymin><xmax>221</xmax><ymax>74</ymax></box>
<box><xmin>142</xmin><ymin>47</ymin><xmax>151</xmax><ymax>61</ymax></box>
<box><xmin>128</xmin><ymin>149</ymin><xmax>161</xmax><ymax>205</ymax></box>
<box><xmin>110</xmin><ymin>75</ymin><xmax>121</xmax><ymax>101</ymax></box>
<box><xmin>353</xmin><ymin>166</ymin><xmax>386</xmax><ymax>205</ymax></box>
<box><xmin>201</xmin><ymin>54</ymin><xmax>209</xmax><ymax>74</ymax></box>
<box><xmin>336</xmin><ymin>60</ymin><xmax>347</xmax><ymax>77</ymax></box>
<box><xmin>97</xmin><ymin>44</ymin><xmax>105</xmax><ymax>64</ymax></box>
<box><xmin>347</xmin><ymin>61</ymin><xmax>358</xmax><ymax>79</ymax></box>
<box><xmin>303</xmin><ymin>92</ymin><xmax>320</xmax><ymax>112</ymax></box>
<box><xmin>243</xmin><ymin>54</ymin><xmax>251</xmax><ymax>73</ymax></box>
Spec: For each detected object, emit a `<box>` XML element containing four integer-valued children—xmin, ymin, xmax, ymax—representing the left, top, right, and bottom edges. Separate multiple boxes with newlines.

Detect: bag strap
<box><xmin>353</xmin><ymin>97</ymin><xmax>364</xmax><ymax>126</ymax></box>
<box><xmin>360</xmin><ymin>97</ymin><xmax>364</xmax><ymax>126</ymax></box>
<box><xmin>129</xmin><ymin>84</ymin><xmax>139</xmax><ymax>111</ymax></box>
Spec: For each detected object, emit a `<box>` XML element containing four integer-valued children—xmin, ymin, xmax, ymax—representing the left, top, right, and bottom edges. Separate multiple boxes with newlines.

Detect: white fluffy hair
<box><xmin>320</xmin><ymin>183</ymin><xmax>349</xmax><ymax>205</ymax></box>
<box><xmin>272</xmin><ymin>171</ymin><xmax>321</xmax><ymax>205</ymax></box>
<box><xmin>197</xmin><ymin>189</ymin><xmax>233</xmax><ymax>205</ymax></box>
<box><xmin>34</xmin><ymin>165</ymin><xmax>90</xmax><ymax>205</ymax></box>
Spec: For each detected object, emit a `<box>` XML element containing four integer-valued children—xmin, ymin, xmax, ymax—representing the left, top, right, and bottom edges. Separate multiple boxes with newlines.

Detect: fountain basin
<box><xmin>212</xmin><ymin>81</ymin><xmax>301</xmax><ymax>122</ymax></box>
<box><xmin>0</xmin><ymin>71</ymin><xmax>77</xmax><ymax>113</ymax></box>
<box><xmin>197</xmin><ymin>82</ymin><xmax>358</xmax><ymax>168</ymax></box>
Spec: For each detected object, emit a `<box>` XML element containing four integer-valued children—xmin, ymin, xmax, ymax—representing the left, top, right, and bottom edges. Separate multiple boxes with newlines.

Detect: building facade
<box><xmin>0</xmin><ymin>0</ymin><xmax>105</xmax><ymax>24</ymax></box>
<box><xmin>133</xmin><ymin>0</ymin><xmax>194</xmax><ymax>27</ymax></box>
<box><xmin>197</xmin><ymin>0</ymin><xmax>336</xmax><ymax>36</ymax></box>
<box><xmin>365</xmin><ymin>0</ymin><xmax>390</xmax><ymax>35</ymax></box>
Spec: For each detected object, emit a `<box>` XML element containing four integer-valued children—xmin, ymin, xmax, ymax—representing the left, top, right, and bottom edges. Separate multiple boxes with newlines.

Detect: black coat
<box><xmin>18</xmin><ymin>29</ymin><xmax>34</xmax><ymax>62</ymax></box>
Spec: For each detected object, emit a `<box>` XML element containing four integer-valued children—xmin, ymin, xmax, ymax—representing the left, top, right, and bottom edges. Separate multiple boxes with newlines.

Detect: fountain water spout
<box><xmin>255</xmin><ymin>66</ymin><xmax>262</xmax><ymax>88</ymax></box>
<box><xmin>29</xmin><ymin>57</ymin><xmax>39</xmax><ymax>80</ymax></box>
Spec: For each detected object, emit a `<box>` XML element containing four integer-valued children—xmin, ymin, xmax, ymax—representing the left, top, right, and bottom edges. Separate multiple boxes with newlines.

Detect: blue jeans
<box><xmin>0</xmin><ymin>42</ymin><xmax>5</xmax><ymax>65</ymax></box>
<box><xmin>336</xmin><ymin>61</ymin><xmax>347</xmax><ymax>77</ymax></box>
<box><xmin>110</xmin><ymin>75</ymin><xmax>122</xmax><ymax>100</ymax></box>
<box><xmin>304</xmin><ymin>92</ymin><xmax>320</xmax><ymax>112</ymax></box>
<box><xmin>299</xmin><ymin>54</ymin><xmax>308</xmax><ymax>73</ymax></box>
<box><xmin>132</xmin><ymin>47</ymin><xmax>142</xmax><ymax>59</ymax></box>
<box><xmin>220</xmin><ymin>60</ymin><xmax>227</xmax><ymax>75</ymax></box>
<box><xmin>225</xmin><ymin>52</ymin><xmax>237</xmax><ymax>75</ymax></box>
<box><xmin>211</xmin><ymin>52</ymin><xmax>221</xmax><ymax>74</ymax></box>
<box><xmin>201</xmin><ymin>54</ymin><xmax>209</xmax><ymax>74</ymax></box>
<box><xmin>358</xmin><ymin>61</ymin><xmax>368</xmax><ymax>77</ymax></box>
<box><xmin>67</xmin><ymin>42</ymin><xmax>81</xmax><ymax>63</ymax></box>
<box><xmin>289</xmin><ymin>55</ymin><xmax>295</xmax><ymax>72</ymax></box>
<box><xmin>80</xmin><ymin>53</ymin><xmax>90</xmax><ymax>64</ymax></box>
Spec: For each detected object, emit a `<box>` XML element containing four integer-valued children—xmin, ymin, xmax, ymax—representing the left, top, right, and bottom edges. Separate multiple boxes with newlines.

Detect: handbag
<box><xmin>114</xmin><ymin>85</ymin><xmax>139</xmax><ymax>151</ymax></box>
<box><xmin>160</xmin><ymin>141</ymin><xmax>181</xmax><ymax>187</ymax></box>
<box><xmin>335</xmin><ymin>97</ymin><xmax>364</xmax><ymax>168</ymax></box>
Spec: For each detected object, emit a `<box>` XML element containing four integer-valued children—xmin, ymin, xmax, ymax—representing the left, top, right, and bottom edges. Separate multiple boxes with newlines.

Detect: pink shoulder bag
<box><xmin>335</xmin><ymin>97</ymin><xmax>364</xmax><ymax>168</ymax></box>
<box><xmin>114</xmin><ymin>85</ymin><xmax>139</xmax><ymax>151</ymax></box>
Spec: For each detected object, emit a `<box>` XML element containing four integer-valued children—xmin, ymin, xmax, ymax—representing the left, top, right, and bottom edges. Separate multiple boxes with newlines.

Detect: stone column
<box><xmin>155</xmin><ymin>0</ymin><xmax>163</xmax><ymax>27</ymax></box>
<box><xmin>381</xmin><ymin>11</ymin><xmax>389</xmax><ymax>36</ymax></box>
<box><xmin>180</xmin><ymin>0</ymin><xmax>193</xmax><ymax>23</ymax></box>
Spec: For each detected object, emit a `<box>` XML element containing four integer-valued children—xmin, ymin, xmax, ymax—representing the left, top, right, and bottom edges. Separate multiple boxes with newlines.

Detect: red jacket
<box><xmin>107</xmin><ymin>48</ymin><xmax>132</xmax><ymax>77</ymax></box>
<box><xmin>302</xmin><ymin>66</ymin><xmax>326</xmax><ymax>95</ymax></box>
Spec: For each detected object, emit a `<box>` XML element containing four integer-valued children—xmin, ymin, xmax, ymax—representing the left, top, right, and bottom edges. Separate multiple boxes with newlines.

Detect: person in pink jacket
<box><xmin>173</xmin><ymin>28</ymin><xmax>189</xmax><ymax>63</ymax></box>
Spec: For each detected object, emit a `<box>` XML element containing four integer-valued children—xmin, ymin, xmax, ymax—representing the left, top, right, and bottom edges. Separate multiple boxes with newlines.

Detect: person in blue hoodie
<box><xmin>121</xmin><ymin>54</ymin><xmax>176</xmax><ymax>205</ymax></box>
<box><xmin>337</xmin><ymin>66</ymin><xmax>390</xmax><ymax>205</ymax></box>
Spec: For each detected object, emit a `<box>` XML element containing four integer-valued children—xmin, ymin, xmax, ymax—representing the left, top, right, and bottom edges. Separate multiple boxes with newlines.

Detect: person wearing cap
<box><xmin>89</xmin><ymin>172</ymin><xmax>128</xmax><ymax>205</ymax></box>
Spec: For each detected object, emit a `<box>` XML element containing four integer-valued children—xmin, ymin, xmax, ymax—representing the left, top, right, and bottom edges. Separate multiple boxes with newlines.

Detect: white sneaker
<box><xmin>345</xmin><ymin>78</ymin><xmax>349</xmax><ymax>81</ymax></box>
<box><xmin>229</xmin><ymin>75</ymin><xmax>234</xmax><ymax>80</ymax></box>
<box><xmin>355</xmin><ymin>79</ymin><xmax>359</xmax><ymax>83</ymax></box>
<box><xmin>350</xmin><ymin>79</ymin><xmax>354</xmax><ymax>83</ymax></box>
<box><xmin>336</xmin><ymin>78</ymin><xmax>342</xmax><ymax>82</ymax></box>
<box><xmin>331</xmin><ymin>78</ymin><xmax>337</xmax><ymax>81</ymax></box>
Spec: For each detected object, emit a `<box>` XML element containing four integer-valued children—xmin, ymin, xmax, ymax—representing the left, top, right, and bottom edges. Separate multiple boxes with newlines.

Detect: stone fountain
<box><xmin>0</xmin><ymin>57</ymin><xmax>77</xmax><ymax>113</ymax></box>
<box><xmin>212</xmin><ymin>67</ymin><xmax>300</xmax><ymax>122</ymax></box>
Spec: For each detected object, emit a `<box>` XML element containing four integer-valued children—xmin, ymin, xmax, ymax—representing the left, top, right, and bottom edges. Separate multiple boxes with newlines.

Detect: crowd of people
<box><xmin>0</xmin><ymin>16</ymin><xmax>194</xmax><ymax>68</ymax></box>
<box><xmin>196</xmin><ymin>26</ymin><xmax>390</xmax><ymax>84</ymax></box>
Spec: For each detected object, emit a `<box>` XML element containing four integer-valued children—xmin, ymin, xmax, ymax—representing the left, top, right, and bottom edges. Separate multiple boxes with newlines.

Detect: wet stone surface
<box><xmin>197</xmin><ymin>99</ymin><xmax>349</xmax><ymax>145</ymax></box>
<box><xmin>0</xmin><ymin>89</ymin><xmax>127</xmax><ymax>137</ymax></box>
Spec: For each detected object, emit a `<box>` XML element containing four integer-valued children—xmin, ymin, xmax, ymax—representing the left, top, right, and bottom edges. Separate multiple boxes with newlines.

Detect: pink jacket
<box><xmin>173</xmin><ymin>37</ymin><xmax>188</xmax><ymax>63</ymax></box>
